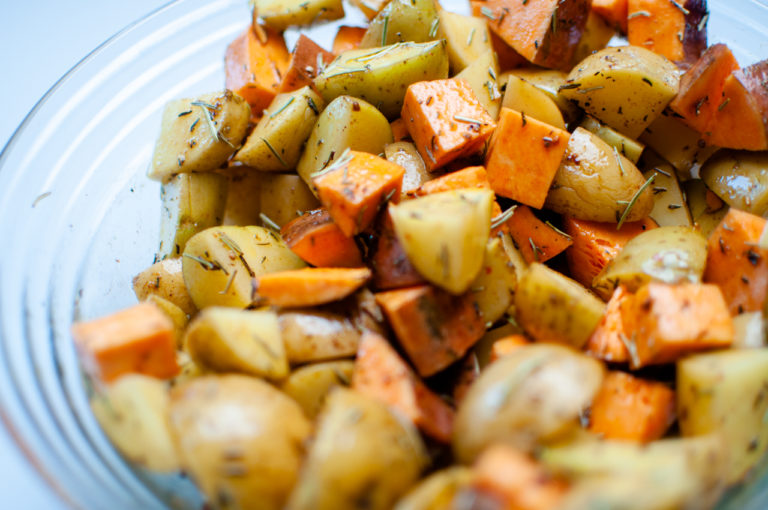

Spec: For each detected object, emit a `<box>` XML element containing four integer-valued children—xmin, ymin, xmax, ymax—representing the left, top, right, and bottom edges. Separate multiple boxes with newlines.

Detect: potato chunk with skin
<box><xmin>454</xmin><ymin>52</ymin><xmax>503</xmax><ymax>121</ymax></box>
<box><xmin>560</xmin><ymin>46</ymin><xmax>680</xmax><ymax>138</ymax></box>
<box><xmin>402</xmin><ymin>79</ymin><xmax>496</xmax><ymax>172</ymax></box>
<box><xmin>281</xmin><ymin>360</ymin><xmax>355</xmax><ymax>418</ymax></box>
<box><xmin>437</xmin><ymin>10</ymin><xmax>494</xmax><ymax>73</ymax></box>
<box><xmin>279</xmin><ymin>309</ymin><xmax>360</xmax><ymax>363</ymax></box>
<box><xmin>678</xmin><ymin>348</ymin><xmax>768</xmax><ymax>484</ymax></box>
<box><xmin>169</xmin><ymin>375</ymin><xmax>311</xmax><ymax>510</ymax></box>
<box><xmin>701</xmin><ymin>150</ymin><xmax>768</xmax><ymax>217</ymax></box>
<box><xmin>503</xmin><ymin>74</ymin><xmax>566</xmax><ymax>129</ymax></box>
<box><xmin>545</xmin><ymin>127</ymin><xmax>653</xmax><ymax>224</ymax></box>
<box><xmin>359</xmin><ymin>0</ymin><xmax>438</xmax><ymax>49</ymax></box>
<box><xmin>132</xmin><ymin>257</ymin><xmax>196</xmax><ymax>317</ymax></box>
<box><xmin>286</xmin><ymin>388</ymin><xmax>428</xmax><ymax>510</ymax></box>
<box><xmin>254</xmin><ymin>0</ymin><xmax>344</xmax><ymax>31</ymax></box>
<box><xmin>148</xmin><ymin>91</ymin><xmax>251</xmax><ymax>182</ymax></box>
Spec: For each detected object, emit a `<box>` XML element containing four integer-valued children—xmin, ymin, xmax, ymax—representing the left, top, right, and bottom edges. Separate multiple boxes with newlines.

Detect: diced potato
<box><xmin>732</xmin><ymin>312</ymin><xmax>767</xmax><ymax>349</ymax></box>
<box><xmin>580</xmin><ymin>115</ymin><xmax>645</xmax><ymax>164</ymax></box>
<box><xmin>314</xmin><ymin>40</ymin><xmax>449</xmax><ymax>118</ymax></box>
<box><xmin>234</xmin><ymin>86</ymin><xmax>325</xmax><ymax>171</ymax></box>
<box><xmin>157</xmin><ymin>172</ymin><xmax>228</xmax><ymax>259</ymax></box>
<box><xmin>384</xmin><ymin>142</ymin><xmax>430</xmax><ymax>197</ymax></box>
<box><xmin>360</xmin><ymin>0</ymin><xmax>438</xmax><ymax>48</ymax></box>
<box><xmin>279</xmin><ymin>309</ymin><xmax>360</xmax><ymax>363</ymax></box>
<box><xmin>183</xmin><ymin>307</ymin><xmax>288</xmax><ymax>380</ymax></box>
<box><xmin>509</xmin><ymin>68</ymin><xmax>583</xmax><ymax>126</ymax></box>
<box><xmin>454</xmin><ymin>51</ymin><xmax>502</xmax><ymax>119</ymax></box>
<box><xmin>148</xmin><ymin>91</ymin><xmax>251</xmax><ymax>182</ymax></box>
<box><xmin>182</xmin><ymin>226</ymin><xmax>306</xmax><ymax>309</ymax></box>
<box><xmin>545</xmin><ymin>127</ymin><xmax>654</xmax><ymax>224</ymax></box>
<box><xmin>91</xmin><ymin>375</ymin><xmax>179</xmax><ymax>472</ymax></box>
<box><xmin>701</xmin><ymin>150</ymin><xmax>768</xmax><ymax>217</ymax></box>
<box><xmin>145</xmin><ymin>295</ymin><xmax>188</xmax><ymax>347</ymax></box>
<box><xmin>437</xmin><ymin>10</ymin><xmax>493</xmax><ymax>73</ymax></box>
<box><xmin>592</xmin><ymin>226</ymin><xmax>707</xmax><ymax>299</ymax></box>
<box><xmin>393</xmin><ymin>467</ymin><xmax>474</xmax><ymax>510</ymax></box>
<box><xmin>641</xmin><ymin>153</ymin><xmax>692</xmax><ymax>227</ymax></box>
<box><xmin>677</xmin><ymin>349</ymin><xmax>768</xmax><ymax>483</ymax></box>
<box><xmin>453</xmin><ymin>344</ymin><xmax>604</xmax><ymax>462</ymax></box>
<box><xmin>560</xmin><ymin>46</ymin><xmax>680</xmax><ymax>138</ymax></box>
<box><xmin>515</xmin><ymin>262</ymin><xmax>605</xmax><ymax>348</ymax></box>
<box><xmin>259</xmin><ymin>173</ymin><xmax>320</xmax><ymax>228</ymax></box>
<box><xmin>389</xmin><ymin>189</ymin><xmax>494</xmax><ymax>294</ymax></box>
<box><xmin>254</xmin><ymin>0</ymin><xmax>344</xmax><ymax>30</ymax></box>
<box><xmin>281</xmin><ymin>360</ymin><xmax>355</xmax><ymax>418</ymax></box>
<box><xmin>223</xmin><ymin>168</ymin><xmax>262</xmax><ymax>226</ymax></box>
<box><xmin>286</xmin><ymin>388</ymin><xmax>428</xmax><ymax>510</ymax></box>
<box><xmin>503</xmin><ymin>74</ymin><xmax>566</xmax><ymax>129</ymax></box>
<box><xmin>683</xmin><ymin>179</ymin><xmax>729</xmax><ymax>239</ymax></box>
<box><xmin>297</xmin><ymin>96</ymin><xmax>393</xmax><ymax>190</ymax></box>
<box><xmin>132</xmin><ymin>257</ymin><xmax>196</xmax><ymax>317</ymax></box>
<box><xmin>571</xmin><ymin>10</ymin><xmax>615</xmax><ymax>65</ymax></box>
<box><xmin>470</xmin><ymin>238</ymin><xmax>518</xmax><ymax>325</ymax></box>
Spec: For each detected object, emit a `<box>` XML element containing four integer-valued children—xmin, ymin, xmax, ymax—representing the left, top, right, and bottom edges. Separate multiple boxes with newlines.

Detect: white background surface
<box><xmin>0</xmin><ymin>2</ymin><xmax>168</xmax><ymax>507</ymax></box>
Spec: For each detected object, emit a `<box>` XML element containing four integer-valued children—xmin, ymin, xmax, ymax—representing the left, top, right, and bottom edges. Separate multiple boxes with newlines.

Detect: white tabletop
<box><xmin>1</xmin><ymin>2</ymin><xmax>168</xmax><ymax>507</ymax></box>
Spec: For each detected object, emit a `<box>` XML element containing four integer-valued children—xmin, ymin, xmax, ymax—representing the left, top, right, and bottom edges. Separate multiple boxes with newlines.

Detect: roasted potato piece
<box><xmin>515</xmin><ymin>262</ymin><xmax>605</xmax><ymax>348</ymax></box>
<box><xmin>145</xmin><ymin>295</ymin><xmax>188</xmax><ymax>347</ymax></box>
<box><xmin>148</xmin><ymin>91</ymin><xmax>251</xmax><ymax>182</ymax></box>
<box><xmin>470</xmin><ymin>238</ymin><xmax>518</xmax><ymax>325</ymax></box>
<box><xmin>157</xmin><ymin>172</ymin><xmax>227</xmax><ymax>259</ymax></box>
<box><xmin>571</xmin><ymin>10</ymin><xmax>615</xmax><ymax>66</ymax></box>
<box><xmin>454</xmin><ymin>51</ymin><xmax>502</xmax><ymax>120</ymax></box>
<box><xmin>390</xmin><ymin>189</ymin><xmax>494</xmax><ymax>295</ymax></box>
<box><xmin>314</xmin><ymin>40</ymin><xmax>449</xmax><ymax>118</ymax></box>
<box><xmin>593</xmin><ymin>225</ymin><xmax>707</xmax><ymax>299</ymax></box>
<box><xmin>286</xmin><ymin>388</ymin><xmax>428</xmax><ymax>510</ymax></box>
<box><xmin>701</xmin><ymin>150</ymin><xmax>768</xmax><ymax>217</ymax></box>
<box><xmin>560</xmin><ymin>46</ymin><xmax>680</xmax><ymax>138</ymax></box>
<box><xmin>641</xmin><ymin>154</ymin><xmax>692</xmax><ymax>227</ymax></box>
<box><xmin>254</xmin><ymin>0</ymin><xmax>344</xmax><ymax>30</ymax></box>
<box><xmin>732</xmin><ymin>311</ymin><xmax>767</xmax><ymax>349</ymax></box>
<box><xmin>182</xmin><ymin>226</ymin><xmax>305</xmax><ymax>309</ymax></box>
<box><xmin>385</xmin><ymin>142</ymin><xmax>430</xmax><ymax>196</ymax></box>
<box><xmin>677</xmin><ymin>348</ymin><xmax>768</xmax><ymax>484</ymax></box>
<box><xmin>545</xmin><ymin>127</ymin><xmax>654</xmax><ymax>224</ymax></box>
<box><xmin>360</xmin><ymin>0</ymin><xmax>438</xmax><ymax>48</ymax></box>
<box><xmin>683</xmin><ymin>179</ymin><xmax>729</xmax><ymax>238</ymax></box>
<box><xmin>503</xmin><ymin>74</ymin><xmax>566</xmax><ymax>129</ymax></box>
<box><xmin>169</xmin><ymin>375</ymin><xmax>311</xmax><ymax>510</ymax></box>
<box><xmin>509</xmin><ymin>68</ymin><xmax>583</xmax><ymax>126</ymax></box>
<box><xmin>183</xmin><ymin>307</ymin><xmax>288</xmax><ymax>380</ymax></box>
<box><xmin>259</xmin><ymin>173</ymin><xmax>320</xmax><ymax>227</ymax></box>
<box><xmin>279</xmin><ymin>309</ymin><xmax>360</xmax><ymax>363</ymax></box>
<box><xmin>297</xmin><ymin>96</ymin><xmax>393</xmax><ymax>190</ymax></box>
<box><xmin>393</xmin><ymin>467</ymin><xmax>474</xmax><ymax>510</ymax></box>
<box><xmin>580</xmin><ymin>115</ymin><xmax>645</xmax><ymax>164</ymax></box>
<box><xmin>234</xmin><ymin>86</ymin><xmax>324</xmax><ymax>171</ymax></box>
<box><xmin>453</xmin><ymin>343</ymin><xmax>604</xmax><ymax>462</ymax></box>
<box><xmin>437</xmin><ymin>10</ymin><xmax>493</xmax><ymax>73</ymax></box>
<box><xmin>281</xmin><ymin>360</ymin><xmax>354</xmax><ymax>418</ymax></box>
<box><xmin>223</xmin><ymin>167</ymin><xmax>261</xmax><ymax>226</ymax></box>
<box><xmin>91</xmin><ymin>374</ymin><xmax>179</xmax><ymax>473</ymax></box>
<box><xmin>133</xmin><ymin>257</ymin><xmax>196</xmax><ymax>317</ymax></box>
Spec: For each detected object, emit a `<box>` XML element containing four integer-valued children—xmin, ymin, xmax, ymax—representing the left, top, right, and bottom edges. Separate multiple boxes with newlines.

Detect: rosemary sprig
<box><xmin>616</xmin><ymin>174</ymin><xmax>655</xmax><ymax>230</ymax></box>
<box><xmin>490</xmin><ymin>205</ymin><xmax>517</xmax><ymax>230</ymax></box>
<box><xmin>429</xmin><ymin>18</ymin><xmax>440</xmax><ymax>39</ymax></box>
<box><xmin>261</xmin><ymin>138</ymin><xmax>288</xmax><ymax>167</ymax></box>
<box><xmin>219</xmin><ymin>232</ymin><xmax>243</xmax><ymax>256</ymax></box>
<box><xmin>381</xmin><ymin>15</ymin><xmax>390</xmax><ymax>46</ymax></box>
<box><xmin>260</xmin><ymin>212</ymin><xmax>281</xmax><ymax>231</ymax></box>
<box><xmin>545</xmin><ymin>220</ymin><xmax>572</xmax><ymax>240</ymax></box>
<box><xmin>270</xmin><ymin>97</ymin><xmax>294</xmax><ymax>118</ymax></box>
<box><xmin>192</xmin><ymin>101</ymin><xmax>235</xmax><ymax>148</ymax></box>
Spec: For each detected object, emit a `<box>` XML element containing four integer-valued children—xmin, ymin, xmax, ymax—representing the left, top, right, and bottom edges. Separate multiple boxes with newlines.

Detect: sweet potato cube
<box><xmin>370</xmin><ymin>205</ymin><xmax>426</xmax><ymax>290</ymax></box>
<box><xmin>279</xmin><ymin>35</ymin><xmax>335</xmax><ymax>93</ymax></box>
<box><xmin>281</xmin><ymin>209</ymin><xmax>363</xmax><ymax>268</ymax></box>
<box><xmin>489</xmin><ymin>31</ymin><xmax>528</xmax><ymax>72</ymax></box>
<box><xmin>485</xmin><ymin>107</ymin><xmax>569</xmax><ymax>209</ymax></box>
<box><xmin>470</xmin><ymin>0</ymin><xmax>590</xmax><ymax>70</ymax></box>
<box><xmin>505</xmin><ymin>205</ymin><xmax>572</xmax><ymax>264</ymax></box>
<box><xmin>563</xmin><ymin>216</ymin><xmax>657</xmax><ymax>288</ymax></box>
<box><xmin>627</xmin><ymin>0</ymin><xmax>707</xmax><ymax>67</ymax></box>
<box><xmin>375</xmin><ymin>285</ymin><xmax>485</xmax><ymax>377</ymax></box>
<box><xmin>71</xmin><ymin>302</ymin><xmax>179</xmax><ymax>383</ymax></box>
<box><xmin>584</xmin><ymin>286</ymin><xmax>631</xmax><ymax>364</ymax></box>
<box><xmin>588</xmin><ymin>371</ymin><xmax>676</xmax><ymax>442</ymax></box>
<box><xmin>332</xmin><ymin>25</ymin><xmax>367</xmax><ymax>54</ymax></box>
<box><xmin>402</xmin><ymin>79</ymin><xmax>496</xmax><ymax>171</ymax></box>
<box><xmin>390</xmin><ymin>118</ymin><xmax>410</xmax><ymax>142</ymax></box>
<box><xmin>704</xmin><ymin>209</ymin><xmax>768</xmax><ymax>315</ymax></box>
<box><xmin>669</xmin><ymin>44</ymin><xmax>740</xmax><ymax>134</ymax></box>
<box><xmin>353</xmin><ymin>332</ymin><xmax>455</xmax><ymax>442</ymax></box>
<box><xmin>620</xmin><ymin>282</ymin><xmax>734</xmax><ymax>368</ymax></box>
<box><xmin>225</xmin><ymin>26</ymin><xmax>291</xmax><ymax>117</ymax></box>
<box><xmin>592</xmin><ymin>0</ymin><xmax>629</xmax><ymax>32</ymax></box>
<box><xmin>254</xmin><ymin>267</ymin><xmax>371</xmax><ymax>307</ymax></box>
<box><xmin>489</xmin><ymin>334</ymin><xmax>531</xmax><ymax>362</ymax></box>
<box><xmin>313</xmin><ymin>150</ymin><xmax>405</xmax><ymax>236</ymax></box>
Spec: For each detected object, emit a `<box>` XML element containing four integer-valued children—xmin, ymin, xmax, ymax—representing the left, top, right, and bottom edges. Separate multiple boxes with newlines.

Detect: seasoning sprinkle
<box><xmin>528</xmin><ymin>237</ymin><xmax>541</xmax><ymax>261</ymax></box>
<box><xmin>307</xmin><ymin>96</ymin><xmax>319</xmax><ymax>114</ymax></box>
<box><xmin>454</xmin><ymin>114</ymin><xmax>483</xmax><ymax>124</ymax></box>
<box><xmin>545</xmin><ymin>220</ymin><xmax>572</xmax><ymax>240</ymax></box>
<box><xmin>613</xmin><ymin>146</ymin><xmax>625</xmax><ymax>176</ymax></box>
<box><xmin>189</xmin><ymin>118</ymin><xmax>199</xmax><ymax>132</ymax></box>
<box><xmin>261</xmin><ymin>138</ymin><xmax>289</xmax><ymax>167</ymax></box>
<box><xmin>617</xmin><ymin>174</ymin><xmax>655</xmax><ymax>230</ymax></box>
<box><xmin>312</xmin><ymin>147</ymin><xmax>353</xmax><ymax>178</ymax></box>
<box><xmin>260</xmin><ymin>213</ymin><xmax>281</xmax><ymax>231</ymax></box>
<box><xmin>480</xmin><ymin>6</ymin><xmax>496</xmax><ymax>19</ymax></box>
<box><xmin>177</xmin><ymin>110</ymin><xmax>192</xmax><ymax>117</ymax></box>
<box><xmin>488</xmin><ymin>66</ymin><xmax>497</xmax><ymax>81</ymax></box>
<box><xmin>429</xmin><ymin>17</ymin><xmax>440</xmax><ymax>39</ymax></box>
<box><xmin>698</xmin><ymin>13</ymin><xmax>709</xmax><ymax>32</ymax></box>
<box><xmin>381</xmin><ymin>15</ymin><xmax>390</xmax><ymax>45</ymax></box>
<box><xmin>219</xmin><ymin>269</ymin><xmax>237</xmax><ymax>295</ymax></box>
<box><xmin>653</xmin><ymin>166</ymin><xmax>672</xmax><ymax>178</ymax></box>
<box><xmin>627</xmin><ymin>10</ymin><xmax>651</xmax><ymax>19</ymax></box>
<box><xmin>670</xmin><ymin>0</ymin><xmax>690</xmax><ymax>15</ymax></box>
<box><xmin>718</xmin><ymin>98</ymin><xmax>731</xmax><ymax>111</ymax></box>
<box><xmin>490</xmin><ymin>205</ymin><xmax>518</xmax><ymax>230</ymax></box>
<box><xmin>558</xmin><ymin>82</ymin><xmax>581</xmax><ymax>91</ymax></box>
<box><xmin>183</xmin><ymin>253</ymin><xmax>215</xmax><ymax>270</ymax></box>
<box><xmin>467</xmin><ymin>28</ymin><xmax>476</xmax><ymax>46</ymax></box>
<box><xmin>269</xmin><ymin>97</ymin><xmax>295</xmax><ymax>118</ymax></box>
<box><xmin>219</xmin><ymin>232</ymin><xmax>243</xmax><ymax>256</ymax></box>
<box><xmin>577</xmin><ymin>86</ymin><xmax>604</xmax><ymax>94</ymax></box>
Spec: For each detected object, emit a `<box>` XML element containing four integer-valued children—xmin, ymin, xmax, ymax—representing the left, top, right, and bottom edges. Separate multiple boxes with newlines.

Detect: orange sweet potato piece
<box><xmin>332</xmin><ymin>25</ymin><xmax>367</xmax><ymax>54</ymax></box>
<box><xmin>279</xmin><ymin>34</ymin><xmax>335</xmax><ymax>93</ymax></box>
<box><xmin>390</xmin><ymin>118</ymin><xmax>410</xmax><ymax>142</ymax></box>
<box><xmin>620</xmin><ymin>282</ymin><xmax>733</xmax><ymax>368</ymax></box>
<box><xmin>704</xmin><ymin>208</ymin><xmax>768</xmax><ymax>315</ymax></box>
<box><xmin>472</xmin><ymin>445</ymin><xmax>568</xmax><ymax>510</ymax></box>
<box><xmin>225</xmin><ymin>26</ymin><xmax>291</xmax><ymax>117</ymax></box>
<box><xmin>563</xmin><ymin>217</ymin><xmax>657</xmax><ymax>288</ymax></box>
<box><xmin>584</xmin><ymin>286</ymin><xmax>631</xmax><ymax>363</ymax></box>
<box><xmin>453</xmin><ymin>352</ymin><xmax>480</xmax><ymax>406</ymax></box>
<box><xmin>353</xmin><ymin>331</ymin><xmax>455</xmax><ymax>442</ymax></box>
<box><xmin>592</xmin><ymin>0</ymin><xmax>629</xmax><ymax>32</ymax></box>
<box><xmin>489</xmin><ymin>31</ymin><xmax>528</xmax><ymax>72</ymax></box>
<box><xmin>254</xmin><ymin>267</ymin><xmax>371</xmax><ymax>307</ymax></box>
<box><xmin>313</xmin><ymin>150</ymin><xmax>405</xmax><ymax>237</ymax></box>
<box><xmin>470</xmin><ymin>0</ymin><xmax>590</xmax><ymax>70</ymax></box>
<box><xmin>588</xmin><ymin>371</ymin><xmax>676</xmax><ymax>442</ymax></box>
<box><xmin>370</xmin><ymin>205</ymin><xmax>426</xmax><ymax>290</ymax></box>
<box><xmin>506</xmin><ymin>205</ymin><xmax>573</xmax><ymax>264</ymax></box>
<box><xmin>281</xmin><ymin>209</ymin><xmax>363</xmax><ymax>268</ymax></box>
<box><xmin>489</xmin><ymin>334</ymin><xmax>531</xmax><ymax>362</ymax></box>
<box><xmin>402</xmin><ymin>79</ymin><xmax>496</xmax><ymax>172</ymax></box>
<box><xmin>71</xmin><ymin>302</ymin><xmax>179</xmax><ymax>383</ymax></box>
<box><xmin>627</xmin><ymin>0</ymin><xmax>707</xmax><ymax>67</ymax></box>
<box><xmin>375</xmin><ymin>285</ymin><xmax>485</xmax><ymax>377</ymax></box>
<box><xmin>486</xmin><ymin>107</ymin><xmax>569</xmax><ymax>209</ymax></box>
<box><xmin>705</xmin><ymin>60</ymin><xmax>768</xmax><ymax>150</ymax></box>
<box><xmin>669</xmin><ymin>44</ymin><xmax>740</xmax><ymax>134</ymax></box>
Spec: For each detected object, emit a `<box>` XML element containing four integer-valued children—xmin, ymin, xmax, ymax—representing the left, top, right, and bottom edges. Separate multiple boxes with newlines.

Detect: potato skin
<box><xmin>133</xmin><ymin>258</ymin><xmax>196</xmax><ymax>317</ymax></box>
<box><xmin>545</xmin><ymin>127</ymin><xmax>654</xmax><ymax>223</ymax></box>
<box><xmin>360</xmin><ymin>0</ymin><xmax>438</xmax><ymax>48</ymax></box>
<box><xmin>279</xmin><ymin>309</ymin><xmax>360</xmax><ymax>363</ymax></box>
<box><xmin>169</xmin><ymin>375</ymin><xmax>311</xmax><ymax>510</ymax></box>
<box><xmin>701</xmin><ymin>150</ymin><xmax>768</xmax><ymax>217</ymax></box>
<box><xmin>280</xmin><ymin>360</ymin><xmax>355</xmax><ymax>418</ymax></box>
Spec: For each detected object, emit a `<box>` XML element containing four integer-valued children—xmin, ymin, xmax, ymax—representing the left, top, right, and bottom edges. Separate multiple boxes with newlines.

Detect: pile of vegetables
<box><xmin>71</xmin><ymin>0</ymin><xmax>768</xmax><ymax>508</ymax></box>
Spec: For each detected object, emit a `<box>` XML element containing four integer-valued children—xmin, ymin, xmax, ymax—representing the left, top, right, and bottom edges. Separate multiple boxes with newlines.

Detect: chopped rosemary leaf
<box><xmin>467</xmin><ymin>28</ymin><xmax>476</xmax><ymax>46</ymax></box>
<box><xmin>307</xmin><ymin>96</ymin><xmax>319</xmax><ymax>114</ymax></box>
<box><xmin>219</xmin><ymin>232</ymin><xmax>243</xmax><ymax>256</ymax></box>
<box><xmin>652</xmin><ymin>166</ymin><xmax>672</xmax><ymax>178</ymax></box>
<box><xmin>627</xmin><ymin>10</ymin><xmax>651</xmax><ymax>19</ymax></box>
<box><xmin>312</xmin><ymin>147</ymin><xmax>353</xmax><ymax>178</ymax></box>
<box><xmin>219</xmin><ymin>269</ymin><xmax>237</xmax><ymax>295</ymax></box>
<box><xmin>558</xmin><ymin>82</ymin><xmax>581</xmax><ymax>90</ymax></box>
<box><xmin>617</xmin><ymin>174</ymin><xmax>655</xmax><ymax>230</ymax></box>
<box><xmin>381</xmin><ymin>15</ymin><xmax>390</xmax><ymax>46</ymax></box>
<box><xmin>577</xmin><ymin>86</ymin><xmax>604</xmax><ymax>94</ymax></box>
<box><xmin>718</xmin><ymin>98</ymin><xmax>730</xmax><ymax>111</ymax></box>
<box><xmin>488</xmin><ymin>66</ymin><xmax>497</xmax><ymax>81</ymax></box>
<box><xmin>429</xmin><ymin>18</ymin><xmax>440</xmax><ymax>39</ymax></box>
<box><xmin>698</xmin><ymin>13</ymin><xmax>709</xmax><ymax>32</ymax></box>
<box><xmin>189</xmin><ymin>118</ymin><xmax>199</xmax><ymax>132</ymax></box>
<box><xmin>613</xmin><ymin>146</ymin><xmax>625</xmax><ymax>176</ymax></box>
<box><xmin>177</xmin><ymin>110</ymin><xmax>192</xmax><ymax>117</ymax></box>
<box><xmin>260</xmin><ymin>213</ymin><xmax>281</xmax><ymax>231</ymax></box>
<box><xmin>669</xmin><ymin>0</ymin><xmax>690</xmax><ymax>15</ymax></box>
<box><xmin>183</xmin><ymin>253</ymin><xmax>215</xmax><ymax>270</ymax></box>
<box><xmin>323</xmin><ymin>68</ymin><xmax>367</xmax><ymax>79</ymax></box>
<box><xmin>528</xmin><ymin>237</ymin><xmax>541</xmax><ymax>261</ymax></box>
<box><xmin>269</xmin><ymin>97</ymin><xmax>295</xmax><ymax>118</ymax></box>
<box><xmin>480</xmin><ymin>6</ymin><xmax>496</xmax><ymax>19</ymax></box>
<box><xmin>490</xmin><ymin>205</ymin><xmax>517</xmax><ymax>230</ymax></box>
<box><xmin>261</xmin><ymin>138</ymin><xmax>288</xmax><ymax>167</ymax></box>
<box><xmin>454</xmin><ymin>114</ymin><xmax>483</xmax><ymax>124</ymax></box>
<box><xmin>545</xmin><ymin>220</ymin><xmax>572</xmax><ymax>240</ymax></box>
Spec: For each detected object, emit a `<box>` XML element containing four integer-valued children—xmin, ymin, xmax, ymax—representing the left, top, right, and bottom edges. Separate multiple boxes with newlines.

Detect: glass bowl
<box><xmin>1</xmin><ymin>0</ymin><xmax>768</xmax><ymax>508</ymax></box>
